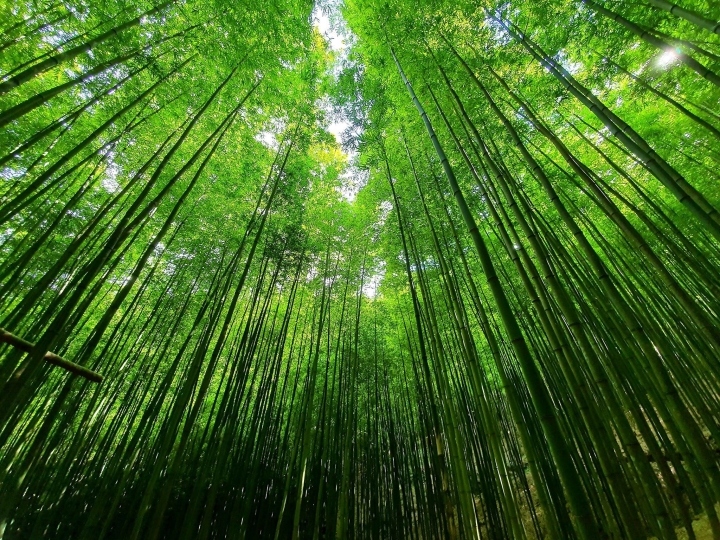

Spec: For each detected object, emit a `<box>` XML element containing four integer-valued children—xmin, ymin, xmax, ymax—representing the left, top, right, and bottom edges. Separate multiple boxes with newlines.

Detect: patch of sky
<box><xmin>554</xmin><ymin>50</ymin><xmax>583</xmax><ymax>75</ymax></box>
<box><xmin>255</xmin><ymin>117</ymin><xmax>286</xmax><ymax>150</ymax></box>
<box><xmin>312</xmin><ymin>1</ymin><xmax>367</xmax><ymax>202</ymax></box>
<box><xmin>484</xmin><ymin>2</ymin><xmax>519</xmax><ymax>46</ymax></box>
<box><xmin>0</xmin><ymin>167</ymin><xmax>26</xmax><ymax>180</ymax></box>
<box><xmin>100</xmin><ymin>149</ymin><xmax>122</xmax><ymax>193</ymax></box>
<box><xmin>0</xmin><ymin>228</ymin><xmax>15</xmax><ymax>245</ymax></box>
<box><xmin>377</xmin><ymin>200</ymin><xmax>393</xmax><ymax>228</ymax></box>
<box><xmin>42</xmin><ymin>27</ymin><xmax>78</xmax><ymax>47</ymax></box>
<box><xmin>362</xmin><ymin>260</ymin><xmax>385</xmax><ymax>299</ymax></box>
<box><xmin>657</xmin><ymin>49</ymin><xmax>679</xmax><ymax>68</ymax></box>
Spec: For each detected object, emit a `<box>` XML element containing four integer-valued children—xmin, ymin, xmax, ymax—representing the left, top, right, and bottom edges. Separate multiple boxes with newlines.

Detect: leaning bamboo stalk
<box><xmin>0</xmin><ymin>327</ymin><xmax>102</xmax><ymax>383</ymax></box>
<box><xmin>0</xmin><ymin>0</ymin><xmax>173</xmax><ymax>94</ymax></box>
<box><xmin>645</xmin><ymin>0</ymin><xmax>720</xmax><ymax>35</ymax></box>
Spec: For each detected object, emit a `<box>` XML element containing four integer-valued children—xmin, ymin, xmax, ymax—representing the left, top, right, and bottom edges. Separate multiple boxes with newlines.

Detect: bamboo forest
<box><xmin>3</xmin><ymin>0</ymin><xmax>720</xmax><ymax>538</ymax></box>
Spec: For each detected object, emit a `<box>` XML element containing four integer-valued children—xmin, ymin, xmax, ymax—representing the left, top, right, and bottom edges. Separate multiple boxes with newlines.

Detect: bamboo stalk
<box><xmin>0</xmin><ymin>328</ymin><xmax>103</xmax><ymax>383</ymax></box>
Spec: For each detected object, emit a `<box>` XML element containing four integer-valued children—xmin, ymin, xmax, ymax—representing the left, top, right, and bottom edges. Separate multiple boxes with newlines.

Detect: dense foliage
<box><xmin>1</xmin><ymin>0</ymin><xmax>719</xmax><ymax>538</ymax></box>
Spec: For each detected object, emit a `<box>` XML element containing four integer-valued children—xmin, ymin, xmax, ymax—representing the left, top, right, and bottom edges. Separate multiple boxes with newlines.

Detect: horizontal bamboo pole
<box><xmin>0</xmin><ymin>327</ymin><xmax>103</xmax><ymax>383</ymax></box>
